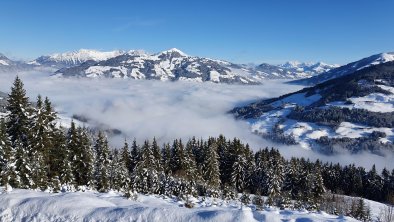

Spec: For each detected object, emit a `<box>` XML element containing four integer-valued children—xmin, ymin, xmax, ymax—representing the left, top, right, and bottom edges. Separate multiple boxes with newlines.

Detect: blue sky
<box><xmin>0</xmin><ymin>0</ymin><xmax>393</xmax><ymax>64</ymax></box>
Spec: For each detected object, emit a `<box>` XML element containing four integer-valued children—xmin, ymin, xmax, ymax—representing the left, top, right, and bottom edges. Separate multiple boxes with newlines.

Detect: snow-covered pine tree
<box><xmin>364</xmin><ymin>164</ymin><xmax>383</xmax><ymax>201</ymax></box>
<box><xmin>42</xmin><ymin>97</ymin><xmax>58</xmax><ymax>180</ymax></box>
<box><xmin>134</xmin><ymin>140</ymin><xmax>158</xmax><ymax>194</ymax></box>
<box><xmin>266</xmin><ymin>150</ymin><xmax>285</xmax><ymax>207</ymax></box>
<box><xmin>184</xmin><ymin>141</ymin><xmax>200</xmax><ymax>195</ymax></box>
<box><xmin>230</xmin><ymin>144</ymin><xmax>247</xmax><ymax>193</ymax></box>
<box><xmin>120</xmin><ymin>140</ymin><xmax>131</xmax><ymax>176</ymax></box>
<box><xmin>0</xmin><ymin>119</ymin><xmax>16</xmax><ymax>189</ymax></box>
<box><xmin>283</xmin><ymin>158</ymin><xmax>299</xmax><ymax>199</ymax></box>
<box><xmin>203</xmin><ymin>141</ymin><xmax>220</xmax><ymax>194</ymax></box>
<box><xmin>94</xmin><ymin>131</ymin><xmax>110</xmax><ymax>192</ymax></box>
<box><xmin>117</xmin><ymin>147</ymin><xmax>132</xmax><ymax>193</ymax></box>
<box><xmin>29</xmin><ymin>95</ymin><xmax>49</xmax><ymax>190</ymax></box>
<box><xmin>170</xmin><ymin>139</ymin><xmax>186</xmax><ymax>177</ymax></box>
<box><xmin>6</xmin><ymin>76</ymin><xmax>33</xmax><ymax>188</ymax></box>
<box><xmin>56</xmin><ymin>129</ymin><xmax>74</xmax><ymax>189</ymax></box>
<box><xmin>161</xmin><ymin>143</ymin><xmax>171</xmax><ymax>175</ymax></box>
<box><xmin>152</xmin><ymin>137</ymin><xmax>163</xmax><ymax>172</ymax></box>
<box><xmin>311</xmin><ymin>165</ymin><xmax>326</xmax><ymax>210</ymax></box>
<box><xmin>78</xmin><ymin>127</ymin><xmax>94</xmax><ymax>189</ymax></box>
<box><xmin>66</xmin><ymin>121</ymin><xmax>79</xmax><ymax>188</ymax></box>
<box><xmin>130</xmin><ymin>139</ymin><xmax>140</xmax><ymax>174</ymax></box>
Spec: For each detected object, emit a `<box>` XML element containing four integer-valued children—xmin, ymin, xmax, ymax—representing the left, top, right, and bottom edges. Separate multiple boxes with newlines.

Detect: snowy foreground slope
<box><xmin>0</xmin><ymin>188</ymin><xmax>367</xmax><ymax>222</ymax></box>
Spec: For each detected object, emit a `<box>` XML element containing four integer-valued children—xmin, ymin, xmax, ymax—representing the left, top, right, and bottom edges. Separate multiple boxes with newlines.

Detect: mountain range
<box><xmin>0</xmin><ymin>49</ymin><xmax>338</xmax><ymax>84</ymax></box>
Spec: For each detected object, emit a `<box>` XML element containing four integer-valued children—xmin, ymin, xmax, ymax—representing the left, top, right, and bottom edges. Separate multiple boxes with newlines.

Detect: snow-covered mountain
<box><xmin>231</xmin><ymin>61</ymin><xmax>394</xmax><ymax>153</ymax></box>
<box><xmin>292</xmin><ymin>52</ymin><xmax>394</xmax><ymax>85</ymax></box>
<box><xmin>254</xmin><ymin>61</ymin><xmax>338</xmax><ymax>79</ymax></box>
<box><xmin>54</xmin><ymin>48</ymin><xmax>338</xmax><ymax>84</ymax></box>
<box><xmin>29</xmin><ymin>49</ymin><xmax>125</xmax><ymax>68</ymax></box>
<box><xmin>54</xmin><ymin>48</ymin><xmax>265</xmax><ymax>84</ymax></box>
<box><xmin>0</xmin><ymin>53</ymin><xmax>32</xmax><ymax>73</ymax></box>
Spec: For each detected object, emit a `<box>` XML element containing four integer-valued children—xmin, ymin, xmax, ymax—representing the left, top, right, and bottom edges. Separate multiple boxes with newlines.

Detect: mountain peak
<box><xmin>158</xmin><ymin>48</ymin><xmax>188</xmax><ymax>57</ymax></box>
<box><xmin>378</xmin><ymin>52</ymin><xmax>394</xmax><ymax>62</ymax></box>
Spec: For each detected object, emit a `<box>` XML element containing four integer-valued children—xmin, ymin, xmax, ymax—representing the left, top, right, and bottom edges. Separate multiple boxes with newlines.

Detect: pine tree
<box><xmin>170</xmin><ymin>139</ymin><xmax>186</xmax><ymax>176</ymax></box>
<box><xmin>152</xmin><ymin>137</ymin><xmax>162</xmax><ymax>172</ymax></box>
<box><xmin>6</xmin><ymin>76</ymin><xmax>33</xmax><ymax>188</ymax></box>
<box><xmin>266</xmin><ymin>151</ymin><xmax>284</xmax><ymax>207</ymax></box>
<box><xmin>30</xmin><ymin>95</ymin><xmax>49</xmax><ymax>190</ymax></box>
<box><xmin>6</xmin><ymin>76</ymin><xmax>31</xmax><ymax>147</ymax></box>
<box><xmin>43</xmin><ymin>97</ymin><xmax>58</xmax><ymax>180</ymax></box>
<box><xmin>203</xmin><ymin>141</ymin><xmax>220</xmax><ymax>190</ymax></box>
<box><xmin>130</xmin><ymin>139</ymin><xmax>140</xmax><ymax>173</ymax></box>
<box><xmin>120</xmin><ymin>140</ymin><xmax>131</xmax><ymax>176</ymax></box>
<box><xmin>0</xmin><ymin>119</ymin><xmax>15</xmax><ymax>189</ymax></box>
<box><xmin>230</xmin><ymin>145</ymin><xmax>247</xmax><ymax>193</ymax></box>
<box><xmin>364</xmin><ymin>164</ymin><xmax>383</xmax><ymax>201</ymax></box>
<box><xmin>134</xmin><ymin>140</ymin><xmax>159</xmax><ymax>194</ymax></box>
<box><xmin>94</xmin><ymin>131</ymin><xmax>110</xmax><ymax>192</ymax></box>
<box><xmin>162</xmin><ymin>143</ymin><xmax>171</xmax><ymax>174</ymax></box>
<box><xmin>78</xmin><ymin>127</ymin><xmax>94</xmax><ymax>188</ymax></box>
<box><xmin>55</xmin><ymin>129</ymin><xmax>74</xmax><ymax>188</ymax></box>
<box><xmin>311</xmin><ymin>167</ymin><xmax>326</xmax><ymax>209</ymax></box>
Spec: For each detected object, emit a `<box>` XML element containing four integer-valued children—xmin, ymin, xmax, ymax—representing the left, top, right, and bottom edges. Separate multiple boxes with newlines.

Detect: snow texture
<box><xmin>0</xmin><ymin>188</ymin><xmax>364</xmax><ymax>222</ymax></box>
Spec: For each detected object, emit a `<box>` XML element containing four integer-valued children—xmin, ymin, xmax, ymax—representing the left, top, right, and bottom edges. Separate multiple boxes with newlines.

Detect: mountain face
<box><xmin>29</xmin><ymin>49</ymin><xmax>125</xmax><ymax>68</ymax></box>
<box><xmin>255</xmin><ymin>62</ymin><xmax>338</xmax><ymax>79</ymax></box>
<box><xmin>292</xmin><ymin>52</ymin><xmax>394</xmax><ymax>85</ymax></box>
<box><xmin>0</xmin><ymin>53</ymin><xmax>32</xmax><ymax>73</ymax></box>
<box><xmin>1</xmin><ymin>48</ymin><xmax>339</xmax><ymax>84</ymax></box>
<box><xmin>54</xmin><ymin>48</ymin><xmax>265</xmax><ymax>84</ymax></box>
<box><xmin>54</xmin><ymin>48</ymin><xmax>338</xmax><ymax>84</ymax></box>
<box><xmin>231</xmin><ymin>62</ymin><xmax>394</xmax><ymax>154</ymax></box>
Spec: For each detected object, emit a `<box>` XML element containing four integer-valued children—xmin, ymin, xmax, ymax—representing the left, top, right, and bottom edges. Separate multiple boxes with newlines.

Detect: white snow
<box><xmin>271</xmin><ymin>93</ymin><xmax>321</xmax><ymax>107</ymax></box>
<box><xmin>327</xmin><ymin>84</ymin><xmax>394</xmax><ymax>113</ymax></box>
<box><xmin>48</xmin><ymin>49</ymin><xmax>124</xmax><ymax>63</ymax></box>
<box><xmin>209</xmin><ymin>70</ymin><xmax>221</xmax><ymax>82</ymax></box>
<box><xmin>0</xmin><ymin>60</ymin><xmax>9</xmax><ymax>66</ymax></box>
<box><xmin>0</xmin><ymin>188</ymin><xmax>363</xmax><ymax>222</ymax></box>
<box><xmin>335</xmin><ymin>122</ymin><xmax>394</xmax><ymax>140</ymax></box>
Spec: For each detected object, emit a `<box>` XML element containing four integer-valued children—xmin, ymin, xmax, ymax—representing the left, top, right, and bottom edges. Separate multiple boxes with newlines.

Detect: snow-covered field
<box><xmin>0</xmin><ymin>188</ymin><xmax>375</xmax><ymax>222</ymax></box>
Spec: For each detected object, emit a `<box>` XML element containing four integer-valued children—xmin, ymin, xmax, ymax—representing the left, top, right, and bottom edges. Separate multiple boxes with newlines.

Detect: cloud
<box><xmin>0</xmin><ymin>71</ymin><xmax>392</xmax><ymax>171</ymax></box>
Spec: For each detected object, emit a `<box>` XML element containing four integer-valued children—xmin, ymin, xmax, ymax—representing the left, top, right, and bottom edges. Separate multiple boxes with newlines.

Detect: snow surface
<box><xmin>327</xmin><ymin>84</ymin><xmax>394</xmax><ymax>113</ymax></box>
<box><xmin>0</xmin><ymin>60</ymin><xmax>9</xmax><ymax>66</ymax></box>
<box><xmin>271</xmin><ymin>93</ymin><xmax>322</xmax><ymax>108</ymax></box>
<box><xmin>0</xmin><ymin>188</ymin><xmax>364</xmax><ymax>222</ymax></box>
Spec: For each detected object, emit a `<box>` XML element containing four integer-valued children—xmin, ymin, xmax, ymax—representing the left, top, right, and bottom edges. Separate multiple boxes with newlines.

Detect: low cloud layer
<box><xmin>0</xmin><ymin>71</ymin><xmax>393</xmax><ymax>171</ymax></box>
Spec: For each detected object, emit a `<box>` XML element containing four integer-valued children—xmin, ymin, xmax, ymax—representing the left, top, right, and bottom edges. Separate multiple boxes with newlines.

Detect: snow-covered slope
<box><xmin>30</xmin><ymin>49</ymin><xmax>125</xmax><ymax>68</ymax></box>
<box><xmin>0</xmin><ymin>188</ymin><xmax>361</xmax><ymax>222</ymax></box>
<box><xmin>231</xmin><ymin>62</ymin><xmax>394</xmax><ymax>153</ymax></box>
<box><xmin>293</xmin><ymin>52</ymin><xmax>394</xmax><ymax>85</ymax></box>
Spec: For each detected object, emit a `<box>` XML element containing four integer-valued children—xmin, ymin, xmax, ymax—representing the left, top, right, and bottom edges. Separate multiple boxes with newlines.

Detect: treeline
<box><xmin>317</xmin><ymin>135</ymin><xmax>394</xmax><ymax>155</ymax></box>
<box><xmin>289</xmin><ymin>106</ymin><xmax>394</xmax><ymax>128</ymax></box>
<box><xmin>0</xmin><ymin>77</ymin><xmax>394</xmax><ymax>213</ymax></box>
